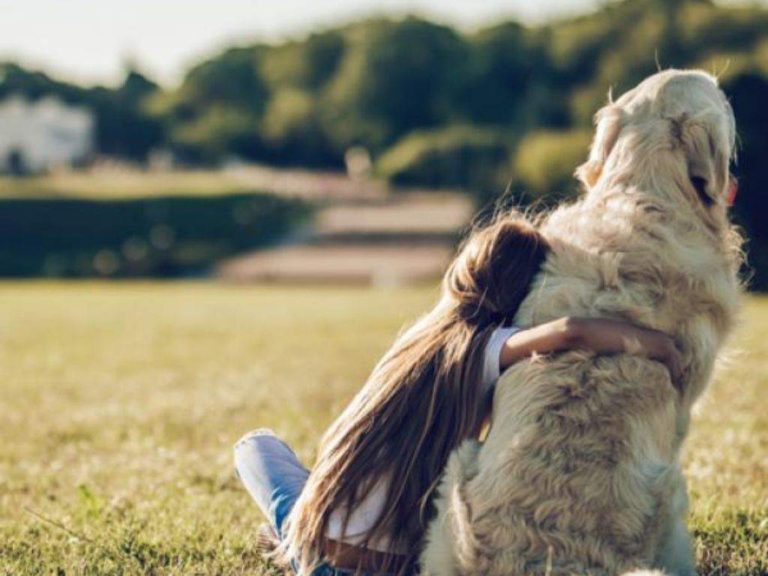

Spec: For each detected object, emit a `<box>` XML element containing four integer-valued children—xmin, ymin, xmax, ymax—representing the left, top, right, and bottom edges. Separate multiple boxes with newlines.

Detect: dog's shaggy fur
<box><xmin>421</xmin><ymin>70</ymin><xmax>743</xmax><ymax>576</ymax></box>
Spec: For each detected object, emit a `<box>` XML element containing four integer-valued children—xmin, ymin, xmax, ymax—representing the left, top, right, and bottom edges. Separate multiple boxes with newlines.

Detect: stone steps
<box><xmin>215</xmin><ymin>192</ymin><xmax>474</xmax><ymax>285</ymax></box>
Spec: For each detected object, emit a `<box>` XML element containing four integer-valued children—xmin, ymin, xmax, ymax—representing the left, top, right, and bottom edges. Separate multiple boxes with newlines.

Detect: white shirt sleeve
<box><xmin>323</xmin><ymin>326</ymin><xmax>518</xmax><ymax>554</ymax></box>
<box><xmin>481</xmin><ymin>325</ymin><xmax>521</xmax><ymax>395</ymax></box>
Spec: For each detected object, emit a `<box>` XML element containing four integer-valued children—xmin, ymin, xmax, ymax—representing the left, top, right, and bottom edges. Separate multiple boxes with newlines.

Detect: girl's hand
<box><xmin>500</xmin><ymin>317</ymin><xmax>684</xmax><ymax>385</ymax></box>
<box><xmin>630</xmin><ymin>325</ymin><xmax>683</xmax><ymax>385</ymax></box>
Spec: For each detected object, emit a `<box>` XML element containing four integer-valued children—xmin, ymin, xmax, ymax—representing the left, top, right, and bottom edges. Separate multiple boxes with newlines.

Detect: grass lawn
<box><xmin>0</xmin><ymin>171</ymin><xmax>255</xmax><ymax>200</ymax></box>
<box><xmin>0</xmin><ymin>166</ymin><xmax>385</xmax><ymax>201</ymax></box>
<box><xmin>0</xmin><ymin>283</ymin><xmax>765</xmax><ymax>575</ymax></box>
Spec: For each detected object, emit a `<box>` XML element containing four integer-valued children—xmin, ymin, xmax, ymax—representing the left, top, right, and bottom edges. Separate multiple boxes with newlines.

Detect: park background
<box><xmin>1</xmin><ymin>0</ymin><xmax>767</xmax><ymax>574</ymax></box>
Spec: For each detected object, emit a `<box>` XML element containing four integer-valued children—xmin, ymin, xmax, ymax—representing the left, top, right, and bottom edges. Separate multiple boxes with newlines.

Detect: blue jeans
<box><xmin>234</xmin><ymin>429</ymin><xmax>362</xmax><ymax>576</ymax></box>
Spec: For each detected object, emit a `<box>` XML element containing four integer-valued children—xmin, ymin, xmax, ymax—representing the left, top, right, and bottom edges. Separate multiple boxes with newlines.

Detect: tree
<box><xmin>261</xmin><ymin>31</ymin><xmax>345</xmax><ymax>92</ymax></box>
<box><xmin>150</xmin><ymin>47</ymin><xmax>268</xmax><ymax>162</ymax></box>
<box><xmin>723</xmin><ymin>72</ymin><xmax>768</xmax><ymax>290</ymax></box>
<box><xmin>0</xmin><ymin>62</ymin><xmax>85</xmax><ymax>104</ymax></box>
<box><xmin>91</xmin><ymin>69</ymin><xmax>164</xmax><ymax>161</ymax></box>
<box><xmin>322</xmin><ymin>18</ymin><xmax>469</xmax><ymax>151</ymax></box>
<box><xmin>459</xmin><ymin>23</ymin><xmax>564</xmax><ymax>129</ymax></box>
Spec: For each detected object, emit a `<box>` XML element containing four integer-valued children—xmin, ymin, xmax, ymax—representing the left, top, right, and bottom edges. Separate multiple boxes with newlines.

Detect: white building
<box><xmin>0</xmin><ymin>96</ymin><xmax>94</xmax><ymax>173</ymax></box>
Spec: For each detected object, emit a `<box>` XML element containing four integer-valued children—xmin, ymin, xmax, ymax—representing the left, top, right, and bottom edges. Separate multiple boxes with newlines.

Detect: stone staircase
<box><xmin>215</xmin><ymin>192</ymin><xmax>474</xmax><ymax>285</ymax></box>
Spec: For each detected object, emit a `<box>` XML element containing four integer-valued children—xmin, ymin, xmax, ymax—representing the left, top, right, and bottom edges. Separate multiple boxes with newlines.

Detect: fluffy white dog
<box><xmin>421</xmin><ymin>70</ymin><xmax>743</xmax><ymax>576</ymax></box>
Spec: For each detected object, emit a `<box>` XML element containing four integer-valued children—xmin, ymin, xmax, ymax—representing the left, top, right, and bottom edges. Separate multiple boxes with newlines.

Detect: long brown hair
<box><xmin>281</xmin><ymin>212</ymin><xmax>549</xmax><ymax>574</ymax></box>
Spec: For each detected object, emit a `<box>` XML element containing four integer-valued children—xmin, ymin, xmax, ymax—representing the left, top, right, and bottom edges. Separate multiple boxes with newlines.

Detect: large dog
<box><xmin>421</xmin><ymin>70</ymin><xmax>743</xmax><ymax>576</ymax></box>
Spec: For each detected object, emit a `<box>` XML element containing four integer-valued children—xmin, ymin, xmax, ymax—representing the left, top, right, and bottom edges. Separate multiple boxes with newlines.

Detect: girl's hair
<box><xmin>281</xmin><ymin>212</ymin><xmax>549</xmax><ymax>574</ymax></box>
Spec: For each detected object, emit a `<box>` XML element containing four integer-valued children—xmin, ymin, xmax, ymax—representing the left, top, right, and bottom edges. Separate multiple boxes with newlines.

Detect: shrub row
<box><xmin>0</xmin><ymin>193</ymin><xmax>309</xmax><ymax>277</ymax></box>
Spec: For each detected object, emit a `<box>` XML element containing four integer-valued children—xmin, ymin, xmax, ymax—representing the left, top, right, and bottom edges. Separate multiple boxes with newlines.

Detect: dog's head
<box><xmin>576</xmin><ymin>70</ymin><xmax>737</xmax><ymax>230</ymax></box>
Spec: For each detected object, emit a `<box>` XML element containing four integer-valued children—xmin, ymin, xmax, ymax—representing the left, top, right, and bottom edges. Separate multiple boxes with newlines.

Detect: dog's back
<box><xmin>472</xmin><ymin>353</ymin><xmax>679</xmax><ymax>574</ymax></box>
<box><xmin>422</xmin><ymin>70</ymin><xmax>742</xmax><ymax>576</ymax></box>
<box><xmin>421</xmin><ymin>214</ymin><xmax>707</xmax><ymax>574</ymax></box>
<box><xmin>422</xmin><ymin>328</ymin><xmax>682</xmax><ymax>575</ymax></box>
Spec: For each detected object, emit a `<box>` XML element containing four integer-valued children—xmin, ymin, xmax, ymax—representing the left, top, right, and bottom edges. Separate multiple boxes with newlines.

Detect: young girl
<box><xmin>234</xmin><ymin>214</ymin><xmax>681</xmax><ymax>575</ymax></box>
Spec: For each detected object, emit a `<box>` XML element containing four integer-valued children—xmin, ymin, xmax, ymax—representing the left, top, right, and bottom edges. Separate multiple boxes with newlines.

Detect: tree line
<box><xmin>1</xmin><ymin>0</ymin><xmax>767</xmax><ymax>286</ymax></box>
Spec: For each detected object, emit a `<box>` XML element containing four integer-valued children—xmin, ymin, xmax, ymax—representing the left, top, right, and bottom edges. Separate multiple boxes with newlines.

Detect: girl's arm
<box><xmin>500</xmin><ymin>317</ymin><xmax>682</xmax><ymax>382</ymax></box>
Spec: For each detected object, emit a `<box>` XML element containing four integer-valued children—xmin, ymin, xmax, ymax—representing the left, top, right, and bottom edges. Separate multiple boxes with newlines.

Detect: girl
<box><xmin>234</xmin><ymin>213</ymin><xmax>681</xmax><ymax>575</ymax></box>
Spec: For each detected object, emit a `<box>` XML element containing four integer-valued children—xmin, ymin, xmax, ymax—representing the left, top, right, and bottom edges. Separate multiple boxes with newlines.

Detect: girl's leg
<box><xmin>233</xmin><ymin>428</ymin><xmax>309</xmax><ymax>536</ymax></box>
<box><xmin>234</xmin><ymin>431</ymin><xmax>355</xmax><ymax>575</ymax></box>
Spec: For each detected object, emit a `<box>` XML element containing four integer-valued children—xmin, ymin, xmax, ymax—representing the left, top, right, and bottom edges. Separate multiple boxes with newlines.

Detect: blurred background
<box><xmin>3</xmin><ymin>3</ymin><xmax>768</xmax><ymax>573</ymax></box>
<box><xmin>1</xmin><ymin>0</ymin><xmax>767</xmax><ymax>287</ymax></box>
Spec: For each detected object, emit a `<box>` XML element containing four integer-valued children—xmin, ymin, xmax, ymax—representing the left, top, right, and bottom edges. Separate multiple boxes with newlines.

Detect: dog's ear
<box><xmin>673</xmin><ymin>115</ymin><xmax>730</xmax><ymax>207</ymax></box>
<box><xmin>576</xmin><ymin>104</ymin><xmax>624</xmax><ymax>189</ymax></box>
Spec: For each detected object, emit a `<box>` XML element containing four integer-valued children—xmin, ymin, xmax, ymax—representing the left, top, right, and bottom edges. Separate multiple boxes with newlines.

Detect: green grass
<box><xmin>0</xmin><ymin>283</ymin><xmax>765</xmax><ymax>575</ymax></box>
<box><xmin>0</xmin><ymin>171</ymin><xmax>255</xmax><ymax>200</ymax></box>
